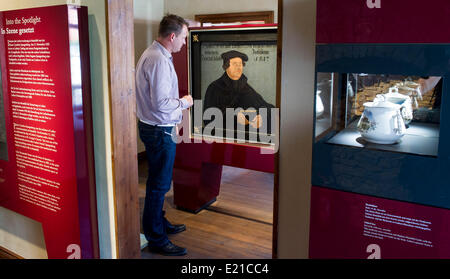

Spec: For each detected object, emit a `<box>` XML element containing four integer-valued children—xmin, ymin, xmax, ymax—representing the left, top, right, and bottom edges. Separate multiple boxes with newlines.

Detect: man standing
<box><xmin>136</xmin><ymin>14</ymin><xmax>193</xmax><ymax>256</ymax></box>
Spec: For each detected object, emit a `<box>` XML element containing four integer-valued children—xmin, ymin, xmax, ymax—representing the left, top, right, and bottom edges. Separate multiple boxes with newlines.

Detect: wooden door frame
<box><xmin>105</xmin><ymin>2</ymin><xmax>282</xmax><ymax>259</ymax></box>
<box><xmin>195</xmin><ymin>11</ymin><xmax>274</xmax><ymax>25</ymax></box>
<box><xmin>273</xmin><ymin>0</ymin><xmax>282</xmax><ymax>260</ymax></box>
<box><xmin>106</xmin><ymin>0</ymin><xmax>141</xmax><ymax>259</ymax></box>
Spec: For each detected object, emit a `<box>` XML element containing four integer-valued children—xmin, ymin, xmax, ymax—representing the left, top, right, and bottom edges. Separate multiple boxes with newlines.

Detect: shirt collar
<box><xmin>153</xmin><ymin>40</ymin><xmax>172</xmax><ymax>61</ymax></box>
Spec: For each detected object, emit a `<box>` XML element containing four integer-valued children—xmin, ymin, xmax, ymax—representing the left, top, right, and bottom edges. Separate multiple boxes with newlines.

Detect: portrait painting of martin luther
<box><xmin>203</xmin><ymin>50</ymin><xmax>275</xmax><ymax>139</ymax></box>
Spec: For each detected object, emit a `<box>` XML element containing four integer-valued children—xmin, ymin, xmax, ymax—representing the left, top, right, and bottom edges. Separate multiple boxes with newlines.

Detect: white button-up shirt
<box><xmin>136</xmin><ymin>41</ymin><xmax>189</xmax><ymax>126</ymax></box>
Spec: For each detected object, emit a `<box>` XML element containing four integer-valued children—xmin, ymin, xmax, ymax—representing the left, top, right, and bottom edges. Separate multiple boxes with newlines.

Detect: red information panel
<box><xmin>310</xmin><ymin>186</ymin><xmax>450</xmax><ymax>258</ymax></box>
<box><xmin>317</xmin><ymin>0</ymin><xmax>450</xmax><ymax>43</ymax></box>
<box><xmin>0</xmin><ymin>5</ymin><xmax>98</xmax><ymax>258</ymax></box>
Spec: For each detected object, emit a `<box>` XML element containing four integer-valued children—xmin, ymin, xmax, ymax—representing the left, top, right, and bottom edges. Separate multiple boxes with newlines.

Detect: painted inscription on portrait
<box><xmin>200</xmin><ymin>43</ymin><xmax>277</xmax><ymax>105</ymax></box>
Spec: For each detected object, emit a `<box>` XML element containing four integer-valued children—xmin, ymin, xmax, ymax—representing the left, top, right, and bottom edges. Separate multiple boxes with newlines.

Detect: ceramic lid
<box><xmin>385</xmin><ymin>92</ymin><xmax>409</xmax><ymax>98</ymax></box>
<box><xmin>363</xmin><ymin>97</ymin><xmax>401</xmax><ymax>109</ymax></box>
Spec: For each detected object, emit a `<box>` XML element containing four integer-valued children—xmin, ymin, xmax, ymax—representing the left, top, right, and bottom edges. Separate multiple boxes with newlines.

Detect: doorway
<box><xmin>134</xmin><ymin>7</ymin><xmax>278</xmax><ymax>259</ymax></box>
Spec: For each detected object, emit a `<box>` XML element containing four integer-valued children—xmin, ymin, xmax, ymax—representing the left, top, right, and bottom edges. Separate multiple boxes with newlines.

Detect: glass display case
<box><xmin>314</xmin><ymin>72</ymin><xmax>337</xmax><ymax>139</ymax></box>
<box><xmin>315</xmin><ymin>73</ymin><xmax>442</xmax><ymax>157</ymax></box>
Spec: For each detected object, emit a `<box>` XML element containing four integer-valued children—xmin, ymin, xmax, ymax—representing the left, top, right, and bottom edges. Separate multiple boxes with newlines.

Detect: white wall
<box><xmin>83</xmin><ymin>0</ymin><xmax>116</xmax><ymax>260</ymax></box>
<box><xmin>278</xmin><ymin>0</ymin><xmax>316</xmax><ymax>258</ymax></box>
<box><xmin>134</xmin><ymin>0</ymin><xmax>164</xmax><ymax>153</ymax></box>
<box><xmin>0</xmin><ymin>0</ymin><xmax>116</xmax><ymax>259</ymax></box>
<box><xmin>164</xmin><ymin>0</ymin><xmax>278</xmax><ymax>22</ymax></box>
<box><xmin>134</xmin><ymin>0</ymin><xmax>164</xmax><ymax>62</ymax></box>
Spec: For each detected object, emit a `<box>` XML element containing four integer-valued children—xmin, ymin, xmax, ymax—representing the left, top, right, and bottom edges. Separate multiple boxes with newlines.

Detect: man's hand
<box><xmin>249</xmin><ymin>114</ymin><xmax>262</xmax><ymax>129</ymax></box>
<box><xmin>237</xmin><ymin>111</ymin><xmax>249</xmax><ymax>126</ymax></box>
<box><xmin>181</xmin><ymin>95</ymin><xmax>193</xmax><ymax>108</ymax></box>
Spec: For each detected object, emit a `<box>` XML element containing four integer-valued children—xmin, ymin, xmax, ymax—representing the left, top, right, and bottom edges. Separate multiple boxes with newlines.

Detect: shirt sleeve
<box><xmin>145</xmin><ymin>58</ymin><xmax>183</xmax><ymax>113</ymax></box>
<box><xmin>179</xmin><ymin>97</ymin><xmax>190</xmax><ymax>109</ymax></box>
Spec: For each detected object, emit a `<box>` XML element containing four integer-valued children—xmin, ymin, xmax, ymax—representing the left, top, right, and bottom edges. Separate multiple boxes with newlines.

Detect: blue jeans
<box><xmin>138</xmin><ymin>121</ymin><xmax>176</xmax><ymax>247</ymax></box>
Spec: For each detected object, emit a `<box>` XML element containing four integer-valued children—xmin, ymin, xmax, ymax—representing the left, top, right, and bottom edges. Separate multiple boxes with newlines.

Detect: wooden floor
<box><xmin>138</xmin><ymin>158</ymin><xmax>274</xmax><ymax>259</ymax></box>
<box><xmin>209</xmin><ymin>166</ymin><xmax>274</xmax><ymax>225</ymax></box>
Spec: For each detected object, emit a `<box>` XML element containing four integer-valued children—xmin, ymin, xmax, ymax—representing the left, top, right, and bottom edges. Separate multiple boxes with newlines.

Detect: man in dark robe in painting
<box><xmin>203</xmin><ymin>50</ymin><xmax>275</xmax><ymax>140</ymax></box>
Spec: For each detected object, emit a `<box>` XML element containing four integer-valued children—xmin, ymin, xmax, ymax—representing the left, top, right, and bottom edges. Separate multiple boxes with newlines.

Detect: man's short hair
<box><xmin>158</xmin><ymin>14</ymin><xmax>188</xmax><ymax>38</ymax></box>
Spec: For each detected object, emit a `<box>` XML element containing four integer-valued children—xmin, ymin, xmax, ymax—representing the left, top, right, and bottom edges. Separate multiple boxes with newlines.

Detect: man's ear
<box><xmin>170</xmin><ymin>32</ymin><xmax>175</xmax><ymax>42</ymax></box>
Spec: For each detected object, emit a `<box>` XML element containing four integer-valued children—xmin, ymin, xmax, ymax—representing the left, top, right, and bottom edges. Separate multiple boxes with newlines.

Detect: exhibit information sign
<box><xmin>0</xmin><ymin>5</ymin><xmax>97</xmax><ymax>259</ymax></box>
<box><xmin>310</xmin><ymin>187</ymin><xmax>450</xmax><ymax>259</ymax></box>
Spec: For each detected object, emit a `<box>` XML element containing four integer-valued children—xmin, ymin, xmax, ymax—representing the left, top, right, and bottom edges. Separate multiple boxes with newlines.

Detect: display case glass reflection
<box><xmin>315</xmin><ymin>72</ymin><xmax>442</xmax><ymax>156</ymax></box>
<box><xmin>190</xmin><ymin>27</ymin><xmax>278</xmax><ymax>144</ymax></box>
<box><xmin>315</xmin><ymin>72</ymin><xmax>336</xmax><ymax>139</ymax></box>
<box><xmin>0</xmin><ymin>64</ymin><xmax>8</xmax><ymax>161</ymax></box>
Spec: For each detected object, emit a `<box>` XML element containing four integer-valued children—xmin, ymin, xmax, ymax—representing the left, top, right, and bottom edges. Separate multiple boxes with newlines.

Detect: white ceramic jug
<box><xmin>357</xmin><ymin>95</ymin><xmax>406</xmax><ymax>144</ymax></box>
